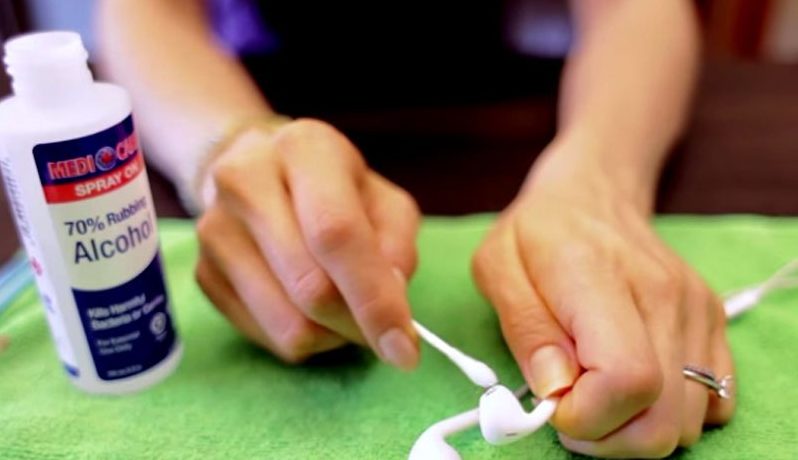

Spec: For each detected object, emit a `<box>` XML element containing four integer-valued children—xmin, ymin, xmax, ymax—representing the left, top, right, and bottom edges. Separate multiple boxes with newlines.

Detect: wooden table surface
<box><xmin>1</xmin><ymin>57</ymin><xmax>797</xmax><ymax>264</ymax></box>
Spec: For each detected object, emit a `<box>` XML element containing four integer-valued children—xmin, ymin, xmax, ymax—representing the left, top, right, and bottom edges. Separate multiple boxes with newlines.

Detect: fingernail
<box><xmin>528</xmin><ymin>345</ymin><xmax>575</xmax><ymax>397</ymax></box>
<box><xmin>378</xmin><ymin>327</ymin><xmax>419</xmax><ymax>371</ymax></box>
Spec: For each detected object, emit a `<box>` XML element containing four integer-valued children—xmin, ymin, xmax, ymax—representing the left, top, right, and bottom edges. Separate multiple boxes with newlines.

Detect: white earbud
<box><xmin>413</xmin><ymin>320</ymin><xmax>498</xmax><ymax>388</ymax></box>
<box><xmin>478</xmin><ymin>385</ymin><xmax>559</xmax><ymax>445</ymax></box>
<box><xmin>409</xmin><ymin>385</ymin><xmax>531</xmax><ymax>460</ymax></box>
<box><xmin>411</xmin><ymin>320</ymin><xmax>558</xmax><ymax>448</ymax></box>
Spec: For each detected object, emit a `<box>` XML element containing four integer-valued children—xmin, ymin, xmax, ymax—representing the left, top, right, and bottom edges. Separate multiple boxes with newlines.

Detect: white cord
<box><xmin>723</xmin><ymin>259</ymin><xmax>798</xmax><ymax>319</ymax></box>
<box><xmin>408</xmin><ymin>385</ymin><xmax>532</xmax><ymax>460</ymax></box>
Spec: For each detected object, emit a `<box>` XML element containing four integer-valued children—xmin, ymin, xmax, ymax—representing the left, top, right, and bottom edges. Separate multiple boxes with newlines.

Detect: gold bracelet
<box><xmin>187</xmin><ymin>114</ymin><xmax>293</xmax><ymax>214</ymax></box>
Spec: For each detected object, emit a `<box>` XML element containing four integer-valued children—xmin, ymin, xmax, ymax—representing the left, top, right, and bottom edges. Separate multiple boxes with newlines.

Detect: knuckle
<box><xmin>307</xmin><ymin>209</ymin><xmax>357</xmax><ymax>254</ymax></box>
<box><xmin>471</xmin><ymin>232</ymin><xmax>503</xmax><ymax>275</ymax></box>
<box><xmin>680</xmin><ymin>264</ymin><xmax>710</xmax><ymax>304</ymax></box>
<box><xmin>725</xmin><ymin>399</ymin><xmax>738</xmax><ymax>420</ymax></box>
<box><xmin>277</xmin><ymin>350</ymin><xmax>308</xmax><ymax>365</ymax></box>
<box><xmin>194</xmin><ymin>260</ymin><xmax>211</xmax><ymax>289</ymax></box>
<box><xmin>194</xmin><ymin>261</ymin><xmax>235</xmax><ymax>318</ymax></box>
<box><xmin>348</xmin><ymin>289</ymin><xmax>393</xmax><ymax>332</ymax></box>
<box><xmin>679</xmin><ymin>424</ymin><xmax>703</xmax><ymax>448</ymax></box>
<box><xmin>557</xmin><ymin>433</ymin><xmax>588</xmax><ymax>457</ymax></box>
<box><xmin>502</xmin><ymin>304</ymin><xmax>533</xmax><ymax>332</ymax></box>
<box><xmin>471</xmin><ymin>244</ymin><xmax>490</xmax><ymax>274</ymax></box>
<box><xmin>499</xmin><ymin>305</ymin><xmax>553</xmax><ymax>351</ymax></box>
<box><xmin>646</xmin><ymin>265</ymin><xmax>684</xmax><ymax>307</ymax></box>
<box><xmin>401</xmin><ymin>245</ymin><xmax>419</xmax><ymax>274</ymax></box>
<box><xmin>274</xmin><ymin>118</ymin><xmax>339</xmax><ymax>155</ymax></box>
<box><xmin>706</xmin><ymin>385</ymin><xmax>736</xmax><ymax>425</ymax></box>
<box><xmin>636</xmin><ymin>424</ymin><xmax>681</xmax><ymax>458</ymax></box>
<box><xmin>395</xmin><ymin>187</ymin><xmax>420</xmax><ymax>217</ymax></box>
<box><xmin>282</xmin><ymin>117</ymin><xmax>337</xmax><ymax>139</ymax></box>
<box><xmin>556</xmin><ymin>242</ymin><xmax>606</xmax><ymax>269</ymax></box>
<box><xmin>686</xmin><ymin>279</ymin><xmax>711</xmax><ymax>307</ymax></box>
<box><xmin>711</xmin><ymin>400</ymin><xmax>737</xmax><ymax>425</ymax></box>
<box><xmin>607</xmin><ymin>358</ymin><xmax>664</xmax><ymax>409</ymax></box>
<box><xmin>274</xmin><ymin>319</ymin><xmax>318</xmax><ymax>364</ymax></box>
<box><xmin>196</xmin><ymin>211</ymin><xmax>221</xmax><ymax>248</ymax></box>
<box><xmin>211</xmin><ymin>158</ymin><xmax>246</xmax><ymax>195</ymax></box>
<box><xmin>492</xmin><ymin>275</ymin><xmax>531</xmax><ymax>313</ymax></box>
<box><xmin>385</xmin><ymin>241</ymin><xmax>418</xmax><ymax>277</ymax></box>
<box><xmin>471</xmin><ymin>243</ymin><xmax>498</xmax><ymax>292</ymax></box>
<box><xmin>685</xmin><ymin>277</ymin><xmax>718</xmax><ymax>326</ymax></box>
<box><xmin>276</xmin><ymin>118</ymin><xmax>364</xmax><ymax>168</ymax></box>
<box><xmin>555</xmin><ymin>416</ymin><xmax>604</xmax><ymax>443</ymax></box>
<box><xmin>194</xmin><ymin>269</ymin><xmax>218</xmax><ymax>309</ymax></box>
<box><xmin>212</xmin><ymin>161</ymin><xmax>264</xmax><ymax>213</ymax></box>
<box><xmin>710</xmin><ymin>296</ymin><xmax>727</xmax><ymax>326</ymax></box>
<box><xmin>286</xmin><ymin>266</ymin><xmax>337</xmax><ymax>313</ymax></box>
<box><xmin>351</xmin><ymin>292</ymin><xmax>382</xmax><ymax>322</ymax></box>
<box><xmin>637</xmin><ymin>262</ymin><xmax>686</xmax><ymax>327</ymax></box>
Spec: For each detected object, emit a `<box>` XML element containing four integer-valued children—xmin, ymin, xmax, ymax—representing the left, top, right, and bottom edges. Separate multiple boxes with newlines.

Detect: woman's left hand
<box><xmin>472</xmin><ymin>137</ymin><xmax>735</xmax><ymax>458</ymax></box>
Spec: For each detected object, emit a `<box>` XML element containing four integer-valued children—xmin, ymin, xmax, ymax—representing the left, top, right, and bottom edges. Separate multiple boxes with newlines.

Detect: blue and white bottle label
<box><xmin>33</xmin><ymin>115</ymin><xmax>177</xmax><ymax>380</ymax></box>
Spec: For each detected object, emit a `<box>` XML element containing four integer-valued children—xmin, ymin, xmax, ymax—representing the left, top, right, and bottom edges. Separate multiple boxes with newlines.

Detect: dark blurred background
<box><xmin>0</xmin><ymin>0</ymin><xmax>797</xmax><ymax>264</ymax></box>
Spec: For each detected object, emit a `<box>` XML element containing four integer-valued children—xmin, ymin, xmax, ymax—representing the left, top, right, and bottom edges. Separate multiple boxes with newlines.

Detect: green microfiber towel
<box><xmin>1</xmin><ymin>215</ymin><xmax>797</xmax><ymax>460</ymax></box>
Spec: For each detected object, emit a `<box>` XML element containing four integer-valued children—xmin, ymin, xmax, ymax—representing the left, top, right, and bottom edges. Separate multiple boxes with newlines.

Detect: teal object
<box><xmin>0</xmin><ymin>251</ymin><xmax>32</xmax><ymax>318</ymax></box>
<box><xmin>0</xmin><ymin>216</ymin><xmax>797</xmax><ymax>459</ymax></box>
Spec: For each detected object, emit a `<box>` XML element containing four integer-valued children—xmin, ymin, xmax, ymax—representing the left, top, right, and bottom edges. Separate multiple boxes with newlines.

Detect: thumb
<box><xmin>473</xmin><ymin>236</ymin><xmax>579</xmax><ymax>398</ymax></box>
<box><xmin>499</xmin><ymin>289</ymin><xmax>579</xmax><ymax>397</ymax></box>
<box><xmin>526</xmin><ymin>342</ymin><xmax>578</xmax><ymax>398</ymax></box>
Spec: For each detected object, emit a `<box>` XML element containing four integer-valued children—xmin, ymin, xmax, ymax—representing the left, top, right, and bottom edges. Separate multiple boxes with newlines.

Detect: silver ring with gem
<box><xmin>683</xmin><ymin>364</ymin><xmax>733</xmax><ymax>399</ymax></box>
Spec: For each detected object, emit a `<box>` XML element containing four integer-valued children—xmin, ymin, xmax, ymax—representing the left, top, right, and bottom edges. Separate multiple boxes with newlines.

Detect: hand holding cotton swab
<box><xmin>409</xmin><ymin>259</ymin><xmax>798</xmax><ymax>459</ymax></box>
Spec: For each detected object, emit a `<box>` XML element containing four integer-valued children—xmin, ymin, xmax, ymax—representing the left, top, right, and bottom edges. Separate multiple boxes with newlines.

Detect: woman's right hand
<box><xmin>195</xmin><ymin>118</ymin><xmax>421</xmax><ymax>368</ymax></box>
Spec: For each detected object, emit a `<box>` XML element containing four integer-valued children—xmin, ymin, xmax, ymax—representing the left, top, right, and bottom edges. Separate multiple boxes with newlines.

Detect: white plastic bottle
<box><xmin>0</xmin><ymin>31</ymin><xmax>182</xmax><ymax>394</ymax></box>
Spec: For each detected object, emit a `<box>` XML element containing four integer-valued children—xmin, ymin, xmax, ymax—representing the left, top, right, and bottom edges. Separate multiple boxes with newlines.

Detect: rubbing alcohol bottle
<box><xmin>0</xmin><ymin>31</ymin><xmax>181</xmax><ymax>393</ymax></box>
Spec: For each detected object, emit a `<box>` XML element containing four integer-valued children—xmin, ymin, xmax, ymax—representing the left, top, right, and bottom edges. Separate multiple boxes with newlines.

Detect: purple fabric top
<box><xmin>208</xmin><ymin>0</ymin><xmax>277</xmax><ymax>55</ymax></box>
<box><xmin>206</xmin><ymin>0</ymin><xmax>570</xmax><ymax>112</ymax></box>
<box><xmin>207</xmin><ymin>0</ymin><xmax>571</xmax><ymax>58</ymax></box>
